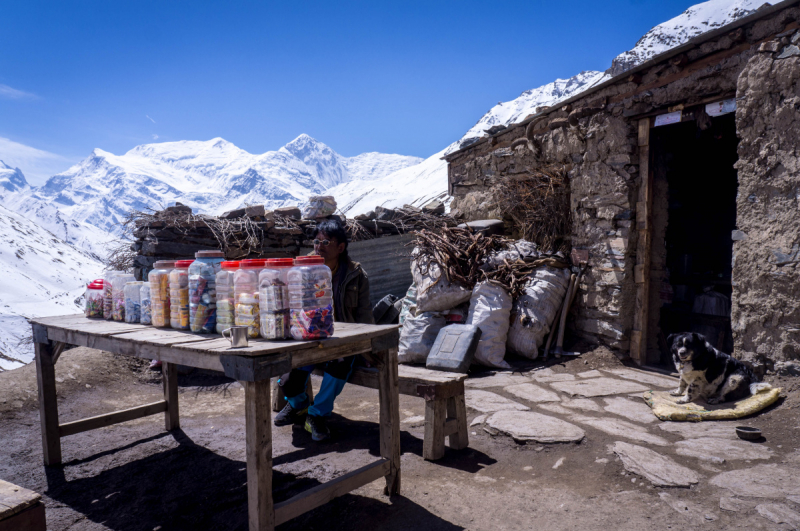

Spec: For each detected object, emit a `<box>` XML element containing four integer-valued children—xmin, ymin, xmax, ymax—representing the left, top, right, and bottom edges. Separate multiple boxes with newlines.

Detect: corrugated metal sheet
<box><xmin>348</xmin><ymin>234</ymin><xmax>415</xmax><ymax>307</ymax></box>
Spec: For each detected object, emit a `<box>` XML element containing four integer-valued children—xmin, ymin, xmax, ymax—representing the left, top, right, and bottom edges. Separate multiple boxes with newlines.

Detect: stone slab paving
<box><xmin>470</xmin><ymin>414</ymin><xmax>487</xmax><ymax>427</ymax></box>
<box><xmin>756</xmin><ymin>503</ymin><xmax>800</xmax><ymax>528</ymax></box>
<box><xmin>465</xmin><ymin>373</ymin><xmax>532</xmax><ymax>389</ymax></box>
<box><xmin>504</xmin><ymin>383</ymin><xmax>561</xmax><ymax>403</ymax></box>
<box><xmin>675</xmin><ymin>437</ymin><xmax>773</xmax><ymax>462</ymax></box>
<box><xmin>577</xmin><ymin>370</ymin><xmax>604</xmax><ymax>378</ymax></box>
<box><xmin>560</xmin><ymin>398</ymin><xmax>602</xmax><ymax>412</ymax></box>
<box><xmin>537</xmin><ymin>403</ymin><xmax>577</xmax><ymax>416</ymax></box>
<box><xmin>484</xmin><ymin>410</ymin><xmax>585</xmax><ymax>443</ymax></box>
<box><xmin>719</xmin><ymin>497</ymin><xmax>755</xmax><ymax>512</ymax></box>
<box><xmin>465</xmin><ymin>389</ymin><xmax>530</xmax><ymax>413</ymax></box>
<box><xmin>532</xmin><ymin>373</ymin><xmax>576</xmax><ymax>383</ymax></box>
<box><xmin>659</xmin><ymin>493</ymin><xmax>718</xmax><ymax>524</ymax></box>
<box><xmin>609</xmin><ymin>441</ymin><xmax>700</xmax><ymax>487</ymax></box>
<box><xmin>710</xmin><ymin>464</ymin><xmax>800</xmax><ymax>498</ymax></box>
<box><xmin>603</xmin><ymin>397</ymin><xmax>658</xmax><ymax>424</ymax></box>
<box><xmin>789</xmin><ymin>496</ymin><xmax>800</xmax><ymax>505</ymax></box>
<box><xmin>550</xmin><ymin>377</ymin><xmax>649</xmax><ymax>397</ymax></box>
<box><xmin>571</xmin><ymin>415</ymin><xmax>670</xmax><ymax>446</ymax></box>
<box><xmin>658</xmin><ymin>421</ymin><xmax>739</xmax><ymax>440</ymax></box>
<box><xmin>605</xmin><ymin>368</ymin><xmax>678</xmax><ymax>389</ymax></box>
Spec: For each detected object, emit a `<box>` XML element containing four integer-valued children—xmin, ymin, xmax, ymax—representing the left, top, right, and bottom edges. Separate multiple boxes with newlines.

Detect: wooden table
<box><xmin>30</xmin><ymin>315</ymin><xmax>401</xmax><ymax>530</ymax></box>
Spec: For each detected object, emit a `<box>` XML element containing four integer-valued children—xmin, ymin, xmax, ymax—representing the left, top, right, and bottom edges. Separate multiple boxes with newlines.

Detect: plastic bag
<box><xmin>399</xmin><ymin>283</ymin><xmax>417</xmax><ymax>324</ymax></box>
<box><xmin>302</xmin><ymin>195</ymin><xmax>337</xmax><ymax>219</ymax></box>
<box><xmin>398</xmin><ymin>312</ymin><xmax>446</xmax><ymax>364</ymax></box>
<box><xmin>467</xmin><ymin>282</ymin><xmax>512</xmax><ymax>368</ymax></box>
<box><xmin>412</xmin><ymin>253</ymin><xmax>472</xmax><ymax>313</ymax></box>
<box><xmin>507</xmin><ymin>266</ymin><xmax>572</xmax><ymax>359</ymax></box>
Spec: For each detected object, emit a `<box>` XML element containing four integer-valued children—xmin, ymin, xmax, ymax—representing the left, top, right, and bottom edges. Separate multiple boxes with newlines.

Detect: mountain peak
<box><xmin>0</xmin><ymin>161</ymin><xmax>30</xmax><ymax>193</ymax></box>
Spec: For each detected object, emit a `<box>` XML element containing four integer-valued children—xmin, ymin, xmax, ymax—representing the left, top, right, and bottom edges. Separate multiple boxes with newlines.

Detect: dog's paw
<box><xmin>707</xmin><ymin>396</ymin><xmax>723</xmax><ymax>405</ymax></box>
<box><xmin>676</xmin><ymin>396</ymin><xmax>691</xmax><ymax>404</ymax></box>
<box><xmin>670</xmin><ymin>388</ymin><xmax>683</xmax><ymax>396</ymax></box>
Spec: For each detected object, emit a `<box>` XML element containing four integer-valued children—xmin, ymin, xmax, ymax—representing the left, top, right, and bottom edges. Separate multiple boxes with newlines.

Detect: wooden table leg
<box><xmin>162</xmin><ymin>362</ymin><xmax>180</xmax><ymax>431</ymax></box>
<box><xmin>244</xmin><ymin>379</ymin><xmax>274</xmax><ymax>531</ymax></box>
<box><xmin>377</xmin><ymin>347</ymin><xmax>401</xmax><ymax>495</ymax></box>
<box><xmin>34</xmin><ymin>340</ymin><xmax>61</xmax><ymax>466</ymax></box>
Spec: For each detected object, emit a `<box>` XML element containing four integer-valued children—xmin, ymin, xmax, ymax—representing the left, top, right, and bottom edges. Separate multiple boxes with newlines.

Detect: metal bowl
<box><xmin>736</xmin><ymin>426</ymin><xmax>762</xmax><ymax>440</ymax></box>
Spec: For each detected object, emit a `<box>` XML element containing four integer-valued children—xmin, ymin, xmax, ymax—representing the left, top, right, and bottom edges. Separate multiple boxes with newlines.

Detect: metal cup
<box><xmin>222</xmin><ymin>326</ymin><xmax>249</xmax><ymax>348</ymax></box>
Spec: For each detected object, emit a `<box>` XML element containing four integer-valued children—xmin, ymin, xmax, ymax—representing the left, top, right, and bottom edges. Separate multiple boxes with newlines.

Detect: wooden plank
<box><xmin>0</xmin><ymin>480</ymin><xmax>41</xmax><ymax>520</ymax></box>
<box><xmin>58</xmin><ymin>401</ymin><xmax>167</xmax><ymax>437</ymax></box>
<box><xmin>634</xmin><ymin>264</ymin><xmax>645</xmax><ymax>284</ymax></box>
<box><xmin>162</xmin><ymin>362</ymin><xmax>180</xmax><ymax>431</ymax></box>
<box><xmin>289</xmin><ymin>340</ymin><xmax>373</xmax><ymax>369</ymax></box>
<box><xmin>416</xmin><ymin>380</ymin><xmax>467</xmax><ymax>401</ymax></box>
<box><xmin>631</xmin><ymin>117</ymin><xmax>653</xmax><ymax>366</ymax></box>
<box><xmin>446</xmin><ymin>393</ymin><xmax>469</xmax><ymax>451</ymax></box>
<box><xmin>34</xmin><ymin>341</ymin><xmax>60</xmax><ymax>466</ymax></box>
<box><xmin>244</xmin><ymin>379</ymin><xmax>273</xmax><ymax>531</ymax></box>
<box><xmin>377</xmin><ymin>348</ymin><xmax>401</xmax><ymax>495</ymax></box>
<box><xmin>111</xmin><ymin>329</ymin><xmax>217</xmax><ymax>346</ymax></box>
<box><xmin>423</xmin><ymin>398</ymin><xmax>446</xmax><ymax>461</ymax></box>
<box><xmin>0</xmin><ymin>502</ymin><xmax>46</xmax><ymax>531</ymax></box>
<box><xmin>273</xmin><ymin>459</ymin><xmax>390</xmax><ymax>526</ymax></box>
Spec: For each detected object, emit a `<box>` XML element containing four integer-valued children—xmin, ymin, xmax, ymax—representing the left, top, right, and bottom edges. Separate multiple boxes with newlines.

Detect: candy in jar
<box><xmin>258</xmin><ymin>258</ymin><xmax>293</xmax><ymax>339</ymax></box>
<box><xmin>140</xmin><ymin>283</ymin><xmax>152</xmax><ymax>325</ymax></box>
<box><xmin>287</xmin><ymin>256</ymin><xmax>334</xmax><ymax>339</ymax></box>
<box><xmin>215</xmin><ymin>261</ymin><xmax>239</xmax><ymax>334</ymax></box>
<box><xmin>111</xmin><ymin>273</ymin><xmax>135</xmax><ymax>322</ymax></box>
<box><xmin>148</xmin><ymin>260</ymin><xmax>174</xmax><ymax>328</ymax></box>
<box><xmin>124</xmin><ymin>281</ymin><xmax>143</xmax><ymax>323</ymax></box>
<box><xmin>289</xmin><ymin>304</ymin><xmax>335</xmax><ymax>340</ymax></box>
<box><xmin>84</xmin><ymin>279</ymin><xmax>104</xmax><ymax>318</ymax></box>
<box><xmin>169</xmin><ymin>260</ymin><xmax>192</xmax><ymax>330</ymax></box>
<box><xmin>103</xmin><ymin>271</ymin><xmax>123</xmax><ymax>320</ymax></box>
<box><xmin>235</xmin><ymin>293</ymin><xmax>260</xmax><ymax>338</ymax></box>
<box><xmin>188</xmin><ymin>250</ymin><xmax>224</xmax><ymax>333</ymax></box>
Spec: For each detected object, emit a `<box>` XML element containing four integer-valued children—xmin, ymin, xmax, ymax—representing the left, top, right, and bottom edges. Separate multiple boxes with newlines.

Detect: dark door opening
<box><xmin>649</xmin><ymin>113</ymin><xmax>739</xmax><ymax>364</ymax></box>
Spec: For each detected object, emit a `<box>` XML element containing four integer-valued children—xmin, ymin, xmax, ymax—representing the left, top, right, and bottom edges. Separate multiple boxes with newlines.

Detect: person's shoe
<box><xmin>304</xmin><ymin>415</ymin><xmax>330</xmax><ymax>442</ymax></box>
<box><xmin>274</xmin><ymin>402</ymin><xmax>308</xmax><ymax>427</ymax></box>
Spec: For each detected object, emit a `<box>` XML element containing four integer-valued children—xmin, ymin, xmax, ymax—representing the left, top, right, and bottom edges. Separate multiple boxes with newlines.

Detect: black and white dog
<box><xmin>667</xmin><ymin>332</ymin><xmax>771</xmax><ymax>404</ymax></box>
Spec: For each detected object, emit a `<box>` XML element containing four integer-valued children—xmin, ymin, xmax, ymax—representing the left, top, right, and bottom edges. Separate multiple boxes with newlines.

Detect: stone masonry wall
<box><xmin>732</xmin><ymin>34</ymin><xmax>800</xmax><ymax>364</ymax></box>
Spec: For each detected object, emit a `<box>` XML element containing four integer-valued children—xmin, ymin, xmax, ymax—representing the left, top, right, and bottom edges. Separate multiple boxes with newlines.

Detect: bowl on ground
<box><xmin>735</xmin><ymin>426</ymin><xmax>761</xmax><ymax>440</ymax></box>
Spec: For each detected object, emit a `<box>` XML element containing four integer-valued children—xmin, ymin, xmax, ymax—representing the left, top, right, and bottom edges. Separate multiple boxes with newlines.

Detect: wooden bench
<box><xmin>0</xmin><ymin>480</ymin><xmax>46</xmax><ymax>531</ymax></box>
<box><xmin>272</xmin><ymin>364</ymin><xmax>468</xmax><ymax>461</ymax></box>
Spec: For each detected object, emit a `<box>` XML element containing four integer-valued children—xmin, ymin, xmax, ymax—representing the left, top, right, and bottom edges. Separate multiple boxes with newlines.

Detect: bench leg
<box><xmin>35</xmin><ymin>341</ymin><xmax>61</xmax><ymax>466</ymax></box>
<box><xmin>423</xmin><ymin>398</ymin><xmax>447</xmax><ymax>461</ymax></box>
<box><xmin>244</xmin><ymin>379</ymin><xmax>274</xmax><ymax>531</ymax></box>
<box><xmin>162</xmin><ymin>362</ymin><xmax>180</xmax><ymax>431</ymax></box>
<box><xmin>377</xmin><ymin>348</ymin><xmax>401</xmax><ymax>495</ymax></box>
<box><xmin>446</xmin><ymin>394</ymin><xmax>469</xmax><ymax>451</ymax></box>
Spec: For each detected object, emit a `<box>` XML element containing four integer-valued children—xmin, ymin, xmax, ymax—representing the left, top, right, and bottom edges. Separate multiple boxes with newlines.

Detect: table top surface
<box><xmin>32</xmin><ymin>314</ymin><xmax>399</xmax><ymax>358</ymax></box>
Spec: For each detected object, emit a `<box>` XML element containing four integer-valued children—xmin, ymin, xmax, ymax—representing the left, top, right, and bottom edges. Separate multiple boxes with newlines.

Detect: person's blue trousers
<box><xmin>278</xmin><ymin>356</ymin><xmax>356</xmax><ymax>417</ymax></box>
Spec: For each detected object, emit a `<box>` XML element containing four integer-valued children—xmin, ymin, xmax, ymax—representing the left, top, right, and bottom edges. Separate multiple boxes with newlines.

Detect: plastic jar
<box><xmin>103</xmin><ymin>271</ymin><xmax>123</xmax><ymax>320</ymax></box>
<box><xmin>124</xmin><ymin>281</ymin><xmax>144</xmax><ymax>323</ymax></box>
<box><xmin>140</xmin><ymin>283</ymin><xmax>152</xmax><ymax>325</ymax></box>
<box><xmin>287</xmin><ymin>256</ymin><xmax>334</xmax><ymax>340</ymax></box>
<box><xmin>84</xmin><ymin>279</ymin><xmax>104</xmax><ymax>318</ymax></box>
<box><xmin>188</xmin><ymin>250</ymin><xmax>224</xmax><ymax>333</ymax></box>
<box><xmin>169</xmin><ymin>260</ymin><xmax>193</xmax><ymax>330</ymax></box>
<box><xmin>215</xmin><ymin>261</ymin><xmax>239</xmax><ymax>334</ymax></box>
<box><xmin>148</xmin><ymin>260</ymin><xmax>175</xmax><ymax>328</ymax></box>
<box><xmin>112</xmin><ymin>273</ymin><xmax>135</xmax><ymax>321</ymax></box>
<box><xmin>234</xmin><ymin>259</ymin><xmax>266</xmax><ymax>338</ymax></box>
<box><xmin>258</xmin><ymin>258</ymin><xmax>294</xmax><ymax>339</ymax></box>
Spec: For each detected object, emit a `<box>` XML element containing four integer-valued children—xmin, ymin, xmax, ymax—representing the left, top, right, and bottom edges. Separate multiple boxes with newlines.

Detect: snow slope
<box><xmin>0</xmin><ymin>203</ymin><xmax>104</xmax><ymax>370</ymax></box>
<box><xmin>609</xmin><ymin>0</ymin><xmax>770</xmax><ymax>75</ymax></box>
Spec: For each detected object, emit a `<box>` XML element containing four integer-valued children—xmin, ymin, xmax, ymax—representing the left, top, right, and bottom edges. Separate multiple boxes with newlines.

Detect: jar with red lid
<box><xmin>258</xmin><ymin>258</ymin><xmax>294</xmax><ymax>339</ymax></box>
<box><xmin>85</xmin><ymin>279</ymin><xmax>104</xmax><ymax>318</ymax></box>
<box><xmin>148</xmin><ymin>260</ymin><xmax>175</xmax><ymax>327</ymax></box>
<box><xmin>234</xmin><ymin>259</ymin><xmax>266</xmax><ymax>337</ymax></box>
<box><xmin>216</xmin><ymin>261</ymin><xmax>239</xmax><ymax>334</ymax></box>
<box><xmin>287</xmin><ymin>256</ymin><xmax>334</xmax><ymax>340</ymax></box>
<box><xmin>169</xmin><ymin>260</ymin><xmax>193</xmax><ymax>329</ymax></box>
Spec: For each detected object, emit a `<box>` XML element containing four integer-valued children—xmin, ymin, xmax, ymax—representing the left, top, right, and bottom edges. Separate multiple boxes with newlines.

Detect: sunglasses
<box><xmin>313</xmin><ymin>239</ymin><xmax>331</xmax><ymax>247</ymax></box>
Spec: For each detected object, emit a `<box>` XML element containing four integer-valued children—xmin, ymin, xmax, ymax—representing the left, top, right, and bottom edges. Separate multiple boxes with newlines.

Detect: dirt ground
<box><xmin>1</xmin><ymin>346</ymin><xmax>798</xmax><ymax>531</ymax></box>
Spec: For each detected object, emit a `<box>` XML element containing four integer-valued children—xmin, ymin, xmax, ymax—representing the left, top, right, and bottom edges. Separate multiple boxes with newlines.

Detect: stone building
<box><xmin>445</xmin><ymin>1</ymin><xmax>800</xmax><ymax>368</ymax></box>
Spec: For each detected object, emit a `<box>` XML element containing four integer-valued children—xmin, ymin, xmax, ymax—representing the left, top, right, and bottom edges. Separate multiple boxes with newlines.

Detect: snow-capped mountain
<box><xmin>9</xmin><ymin>135</ymin><xmax>422</xmax><ymax>236</ymax></box>
<box><xmin>609</xmin><ymin>0</ymin><xmax>770</xmax><ymax>75</ymax></box>
<box><xmin>0</xmin><ymin>203</ymin><xmax>104</xmax><ymax>370</ymax></box>
<box><xmin>0</xmin><ymin>161</ymin><xmax>29</xmax><ymax>196</ymax></box>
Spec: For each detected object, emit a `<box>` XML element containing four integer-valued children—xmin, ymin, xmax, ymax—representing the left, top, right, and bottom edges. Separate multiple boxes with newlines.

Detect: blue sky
<box><xmin>2</xmin><ymin>0</ymin><xmax>702</xmax><ymax>185</ymax></box>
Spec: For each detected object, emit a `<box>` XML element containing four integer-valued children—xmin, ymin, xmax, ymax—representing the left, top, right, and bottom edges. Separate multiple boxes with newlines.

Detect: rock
<box><xmin>756</xmin><ymin>503</ymin><xmax>800</xmax><ymax>527</ymax></box>
<box><xmin>604</xmin><ymin>368</ymin><xmax>678</xmax><ymax>389</ymax></box>
<box><xmin>374</xmin><ymin>206</ymin><xmax>398</xmax><ymax>221</ymax></box>
<box><xmin>552</xmin><ymin>457</ymin><xmax>566</xmax><ymax>469</ymax></box>
<box><xmin>421</xmin><ymin>199</ymin><xmax>445</xmax><ymax>215</ymax></box>
<box><xmin>658</xmin><ymin>421</ymin><xmax>738</xmax><ymax>440</ymax></box>
<box><xmin>571</xmin><ymin>415</ymin><xmax>669</xmax><ymax>446</ymax></box>
<box><xmin>675</xmin><ymin>437</ymin><xmax>773</xmax><ymax>462</ymax></box>
<box><xmin>537</xmin><ymin>404</ymin><xmax>576</xmax><ymax>416</ymax></box>
<box><xmin>465</xmin><ymin>390</ymin><xmax>530</xmax><ymax>413</ymax></box>
<box><xmin>504</xmin><ymin>383</ymin><xmax>561</xmax><ymax>403</ymax></box>
<box><xmin>465</xmin><ymin>373</ymin><xmax>531</xmax><ymax>389</ymax></box>
<box><xmin>659</xmin><ymin>493</ymin><xmax>717</xmax><ymax>524</ymax></box>
<box><xmin>759</xmin><ymin>41</ymin><xmax>781</xmax><ymax>53</ymax></box>
<box><xmin>401</xmin><ymin>415</ymin><xmax>425</xmax><ymax>425</ymax></box>
<box><xmin>710</xmin><ymin>464</ymin><xmax>800</xmax><ymax>498</ymax></box>
<box><xmin>774</xmin><ymin>361</ymin><xmax>800</xmax><ymax>376</ymax></box>
<box><xmin>354</xmin><ymin>211</ymin><xmax>372</xmax><ymax>221</ymax></box>
<box><xmin>165</xmin><ymin>203</ymin><xmax>192</xmax><ymax>214</ymax></box>
<box><xmin>220</xmin><ymin>207</ymin><xmax>247</xmax><ymax>219</ymax></box>
<box><xmin>603</xmin><ymin>397</ymin><xmax>657</xmax><ymax>424</ymax></box>
<box><xmin>719</xmin><ymin>497</ymin><xmax>753</xmax><ymax>513</ymax></box>
<box><xmin>777</xmin><ymin>44</ymin><xmax>800</xmax><ymax>59</ymax></box>
<box><xmin>731</xmin><ymin>229</ymin><xmax>748</xmax><ymax>241</ymax></box>
<box><xmin>245</xmin><ymin>204</ymin><xmax>267</xmax><ymax>218</ymax></box>
<box><xmin>470</xmin><ymin>414</ymin><xmax>487</xmax><ymax>427</ymax></box>
<box><xmin>550</xmin><ymin>377</ymin><xmax>649</xmax><ymax>397</ymax></box>
<box><xmin>457</xmin><ymin>219</ymin><xmax>505</xmax><ymax>236</ymax></box>
<box><xmin>561</xmin><ymin>398</ymin><xmax>602</xmax><ymax>412</ymax></box>
<box><xmin>610</xmin><ymin>441</ymin><xmax>700</xmax><ymax>487</ymax></box>
<box><xmin>274</xmin><ymin>206</ymin><xmax>301</xmax><ymax>220</ymax></box>
<box><xmin>789</xmin><ymin>495</ymin><xmax>800</xmax><ymax>504</ymax></box>
<box><xmin>577</xmin><ymin>370</ymin><xmax>603</xmax><ymax>378</ymax></box>
<box><xmin>485</xmin><ymin>410</ymin><xmax>585</xmax><ymax>443</ymax></box>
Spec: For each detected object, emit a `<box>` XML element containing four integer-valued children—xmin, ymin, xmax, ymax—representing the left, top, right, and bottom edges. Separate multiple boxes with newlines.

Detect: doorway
<box><xmin>648</xmin><ymin>113</ymin><xmax>739</xmax><ymax>364</ymax></box>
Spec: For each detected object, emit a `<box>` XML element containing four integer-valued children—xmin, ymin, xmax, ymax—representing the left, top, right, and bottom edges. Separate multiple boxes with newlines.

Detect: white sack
<box><xmin>483</xmin><ymin>239</ymin><xmax>540</xmax><ymax>270</ymax></box>
<box><xmin>507</xmin><ymin>266</ymin><xmax>572</xmax><ymax>359</ymax></box>
<box><xmin>302</xmin><ymin>195</ymin><xmax>337</xmax><ymax>219</ymax></box>
<box><xmin>412</xmin><ymin>253</ymin><xmax>472</xmax><ymax>313</ymax></box>
<box><xmin>467</xmin><ymin>282</ymin><xmax>512</xmax><ymax>369</ymax></box>
<box><xmin>398</xmin><ymin>312</ymin><xmax>446</xmax><ymax>364</ymax></box>
<box><xmin>399</xmin><ymin>283</ymin><xmax>418</xmax><ymax>325</ymax></box>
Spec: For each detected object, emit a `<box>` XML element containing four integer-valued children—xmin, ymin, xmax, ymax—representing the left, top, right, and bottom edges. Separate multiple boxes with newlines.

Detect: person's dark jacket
<box><xmin>333</xmin><ymin>258</ymin><xmax>374</xmax><ymax>324</ymax></box>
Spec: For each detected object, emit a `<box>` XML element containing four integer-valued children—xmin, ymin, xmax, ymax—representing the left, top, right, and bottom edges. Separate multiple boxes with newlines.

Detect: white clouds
<box><xmin>152</xmin><ymin>134</ymin><xmax>159</xmax><ymax>140</ymax></box>
<box><xmin>146</xmin><ymin>115</ymin><xmax>156</xmax><ymax>124</ymax></box>
<box><xmin>0</xmin><ymin>84</ymin><xmax>37</xmax><ymax>100</ymax></box>
<box><xmin>0</xmin><ymin>137</ymin><xmax>73</xmax><ymax>185</ymax></box>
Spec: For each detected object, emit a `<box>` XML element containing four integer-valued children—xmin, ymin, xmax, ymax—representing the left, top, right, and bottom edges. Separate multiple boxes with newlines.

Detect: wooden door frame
<box><xmin>630</xmin><ymin>117</ymin><xmax>653</xmax><ymax>365</ymax></box>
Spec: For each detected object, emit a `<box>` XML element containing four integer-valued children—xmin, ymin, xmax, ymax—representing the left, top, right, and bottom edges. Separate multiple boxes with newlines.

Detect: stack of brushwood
<box><xmin>344</xmin><ymin>203</ymin><xmax>459</xmax><ymax>242</ymax></box>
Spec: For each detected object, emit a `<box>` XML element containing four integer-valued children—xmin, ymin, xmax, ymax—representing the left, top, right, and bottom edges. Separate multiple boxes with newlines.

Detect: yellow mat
<box><xmin>643</xmin><ymin>387</ymin><xmax>782</xmax><ymax>422</ymax></box>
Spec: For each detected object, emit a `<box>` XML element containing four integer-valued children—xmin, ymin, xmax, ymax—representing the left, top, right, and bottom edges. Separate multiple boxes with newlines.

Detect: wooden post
<box><xmin>162</xmin><ymin>362</ymin><xmax>180</xmax><ymax>431</ymax></box>
<box><xmin>244</xmin><ymin>379</ymin><xmax>274</xmax><ymax>531</ymax></box>
<box><xmin>377</xmin><ymin>348</ymin><xmax>401</xmax><ymax>495</ymax></box>
<box><xmin>34</xmin><ymin>340</ymin><xmax>61</xmax><ymax>466</ymax></box>
<box><xmin>631</xmin><ymin>117</ymin><xmax>653</xmax><ymax>365</ymax></box>
<box><xmin>446</xmin><ymin>393</ymin><xmax>469</xmax><ymax>451</ymax></box>
<box><xmin>423</xmin><ymin>398</ymin><xmax>446</xmax><ymax>461</ymax></box>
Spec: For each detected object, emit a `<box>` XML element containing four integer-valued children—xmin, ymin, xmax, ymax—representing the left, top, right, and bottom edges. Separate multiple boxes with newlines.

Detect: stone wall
<box><xmin>732</xmin><ymin>34</ymin><xmax>800</xmax><ymax>364</ymax></box>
